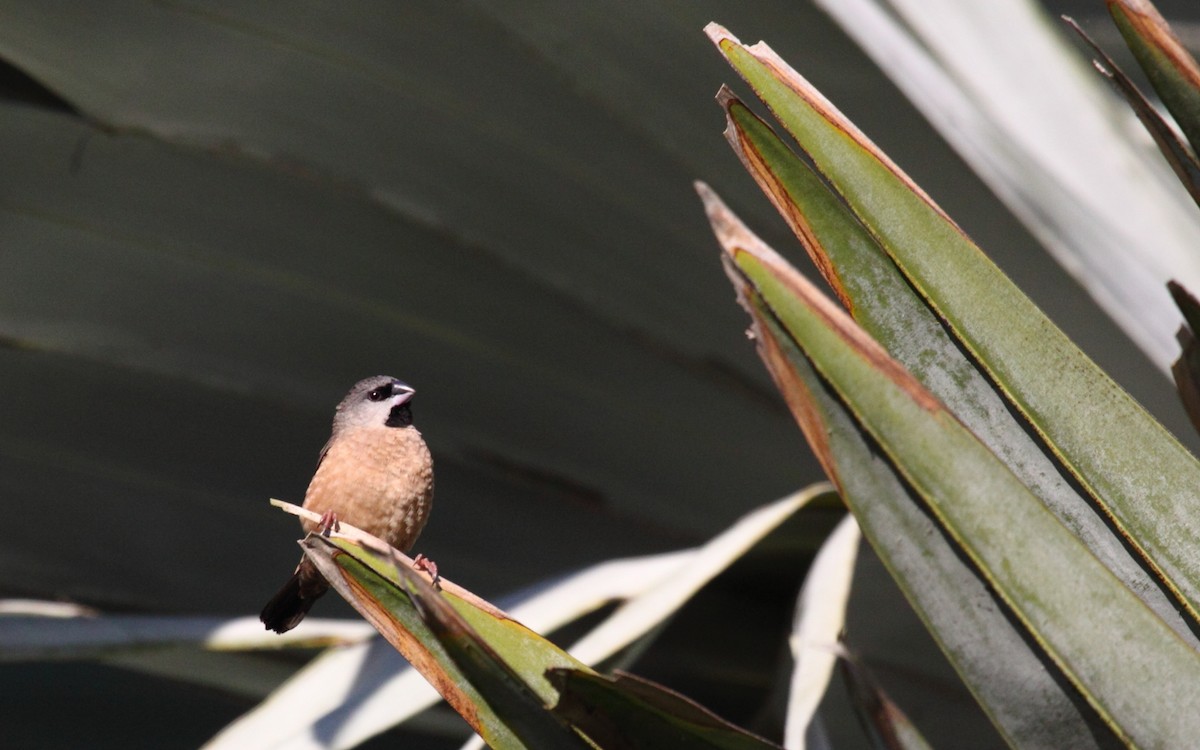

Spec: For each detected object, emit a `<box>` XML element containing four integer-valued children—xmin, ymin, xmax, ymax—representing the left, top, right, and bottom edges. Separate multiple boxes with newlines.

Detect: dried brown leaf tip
<box><xmin>1110</xmin><ymin>0</ymin><xmax>1200</xmax><ymax>86</ymax></box>
<box><xmin>748</xmin><ymin>300</ymin><xmax>843</xmax><ymax>489</ymax></box>
<box><xmin>716</xmin><ymin>90</ymin><xmax>852</xmax><ymax>308</ymax></box>
<box><xmin>714</xmin><ymin>25</ymin><xmax>952</xmax><ymax>220</ymax></box>
<box><xmin>697</xmin><ymin>182</ymin><xmax>941</xmax><ymax>415</ymax></box>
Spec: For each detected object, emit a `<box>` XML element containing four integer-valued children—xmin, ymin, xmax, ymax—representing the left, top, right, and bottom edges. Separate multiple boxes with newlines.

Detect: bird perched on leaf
<box><xmin>261</xmin><ymin>375</ymin><xmax>435</xmax><ymax>633</ymax></box>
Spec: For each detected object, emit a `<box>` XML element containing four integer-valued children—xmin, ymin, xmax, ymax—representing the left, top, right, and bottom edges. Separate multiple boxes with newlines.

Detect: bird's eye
<box><xmin>367</xmin><ymin>385</ymin><xmax>391</xmax><ymax>402</ymax></box>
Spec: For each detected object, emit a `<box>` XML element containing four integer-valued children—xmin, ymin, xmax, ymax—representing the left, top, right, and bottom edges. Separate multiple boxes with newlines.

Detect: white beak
<box><xmin>390</xmin><ymin>386</ymin><xmax>415</xmax><ymax>407</ymax></box>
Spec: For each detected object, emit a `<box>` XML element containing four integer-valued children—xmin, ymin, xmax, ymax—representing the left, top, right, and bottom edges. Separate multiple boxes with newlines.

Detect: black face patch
<box><xmin>386</xmin><ymin>403</ymin><xmax>413</xmax><ymax>427</ymax></box>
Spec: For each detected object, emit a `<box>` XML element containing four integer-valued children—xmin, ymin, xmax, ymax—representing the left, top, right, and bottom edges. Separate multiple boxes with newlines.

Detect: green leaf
<box><xmin>708</xmin><ymin>23</ymin><xmax>1200</xmax><ymax>625</ymax></box>
<box><xmin>700</xmin><ymin>184</ymin><xmax>1120</xmax><ymax>748</ymax></box>
<box><xmin>1108</xmin><ymin>0</ymin><xmax>1200</xmax><ymax>158</ymax></box>
<box><xmin>717</xmin><ymin>88</ymin><xmax>1199</xmax><ymax>645</ymax></box>
<box><xmin>302</xmin><ymin>533</ymin><xmax>591</xmax><ymax>749</ymax></box>
<box><xmin>564</xmin><ymin>486</ymin><xmax>835</xmax><ymax>665</ymax></box>
<box><xmin>726</xmin><ymin>219</ymin><xmax>1200</xmax><ymax>746</ymax></box>
<box><xmin>547</xmin><ymin>668</ymin><xmax>782</xmax><ymax>750</ymax></box>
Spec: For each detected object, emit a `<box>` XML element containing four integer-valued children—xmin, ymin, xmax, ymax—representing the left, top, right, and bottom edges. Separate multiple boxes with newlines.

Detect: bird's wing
<box><xmin>316</xmin><ymin>436</ymin><xmax>335</xmax><ymax>470</ymax></box>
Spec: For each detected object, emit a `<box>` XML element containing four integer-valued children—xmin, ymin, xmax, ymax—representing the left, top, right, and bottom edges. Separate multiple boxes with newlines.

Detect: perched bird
<box><xmin>261</xmin><ymin>375</ymin><xmax>435</xmax><ymax>633</ymax></box>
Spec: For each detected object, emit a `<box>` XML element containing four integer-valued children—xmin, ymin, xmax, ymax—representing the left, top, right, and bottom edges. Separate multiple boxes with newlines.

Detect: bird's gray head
<box><xmin>332</xmin><ymin>375</ymin><xmax>416</xmax><ymax>432</ymax></box>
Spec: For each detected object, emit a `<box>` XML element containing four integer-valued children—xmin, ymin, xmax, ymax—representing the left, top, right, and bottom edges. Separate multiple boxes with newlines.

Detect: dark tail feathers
<box><xmin>260</xmin><ymin>561</ymin><xmax>328</xmax><ymax>633</ymax></box>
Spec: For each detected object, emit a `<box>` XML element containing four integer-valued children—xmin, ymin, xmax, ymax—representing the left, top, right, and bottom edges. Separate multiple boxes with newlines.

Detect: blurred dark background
<box><xmin>1</xmin><ymin>1</ymin><xmax>1197</xmax><ymax>747</ymax></box>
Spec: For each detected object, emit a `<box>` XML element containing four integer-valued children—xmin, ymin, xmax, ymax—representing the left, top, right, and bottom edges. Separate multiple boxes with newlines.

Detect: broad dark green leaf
<box><xmin>0</xmin><ymin>2</ymin><xmax>754</xmax><ymax>366</ymax></box>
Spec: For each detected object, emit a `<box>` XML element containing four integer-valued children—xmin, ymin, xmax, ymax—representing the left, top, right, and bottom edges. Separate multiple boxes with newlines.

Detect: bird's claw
<box><xmin>317</xmin><ymin>509</ymin><xmax>341</xmax><ymax>536</ymax></box>
<box><xmin>413</xmin><ymin>553</ymin><xmax>440</xmax><ymax>588</ymax></box>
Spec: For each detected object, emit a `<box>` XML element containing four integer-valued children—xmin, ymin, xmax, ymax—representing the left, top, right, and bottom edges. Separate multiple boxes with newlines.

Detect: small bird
<box><xmin>261</xmin><ymin>375</ymin><xmax>435</xmax><ymax>633</ymax></box>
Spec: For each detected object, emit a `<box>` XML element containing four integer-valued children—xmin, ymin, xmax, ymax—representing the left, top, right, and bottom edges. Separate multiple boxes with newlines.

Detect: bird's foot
<box><xmin>317</xmin><ymin>509</ymin><xmax>341</xmax><ymax>536</ymax></box>
<box><xmin>413</xmin><ymin>554</ymin><xmax>440</xmax><ymax>588</ymax></box>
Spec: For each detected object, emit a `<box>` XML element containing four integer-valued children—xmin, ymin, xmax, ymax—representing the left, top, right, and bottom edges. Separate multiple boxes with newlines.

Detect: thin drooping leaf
<box><xmin>302</xmin><ymin>532</ymin><xmax>590</xmax><ymax>749</ymax></box>
<box><xmin>700</xmin><ymin>183</ymin><xmax>1119</xmax><ymax>749</ymax></box>
<box><xmin>203</xmin><ymin>641</ymin><xmax>443</xmax><ymax>750</ymax></box>
<box><xmin>565</xmin><ymin>486</ymin><xmax>834</xmax><ymax>665</ymax></box>
<box><xmin>1064</xmin><ymin>16</ymin><xmax>1200</xmax><ymax>208</ymax></box>
<box><xmin>838</xmin><ymin>652</ymin><xmax>932</xmax><ymax>750</ymax></box>
<box><xmin>709</xmin><ymin>23</ymin><xmax>1200</xmax><ymax>625</ymax></box>
<box><xmin>547</xmin><ymin>668</ymin><xmax>782</xmax><ymax>750</ymax></box>
<box><xmin>0</xmin><ymin>600</ymin><xmax>95</xmax><ymax>617</ymax></box>
<box><xmin>0</xmin><ymin>610</ymin><xmax>372</xmax><ymax>661</ymax></box>
<box><xmin>783</xmin><ymin>515</ymin><xmax>860</xmax><ymax>750</ymax></box>
<box><xmin>718</xmin><ymin>91</ymin><xmax>1200</xmax><ymax>645</ymax></box>
<box><xmin>0</xmin><ymin>606</ymin><xmax>375</xmax><ymax>705</ymax></box>
<box><xmin>1108</xmin><ymin>0</ymin><xmax>1200</xmax><ymax>157</ymax></box>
